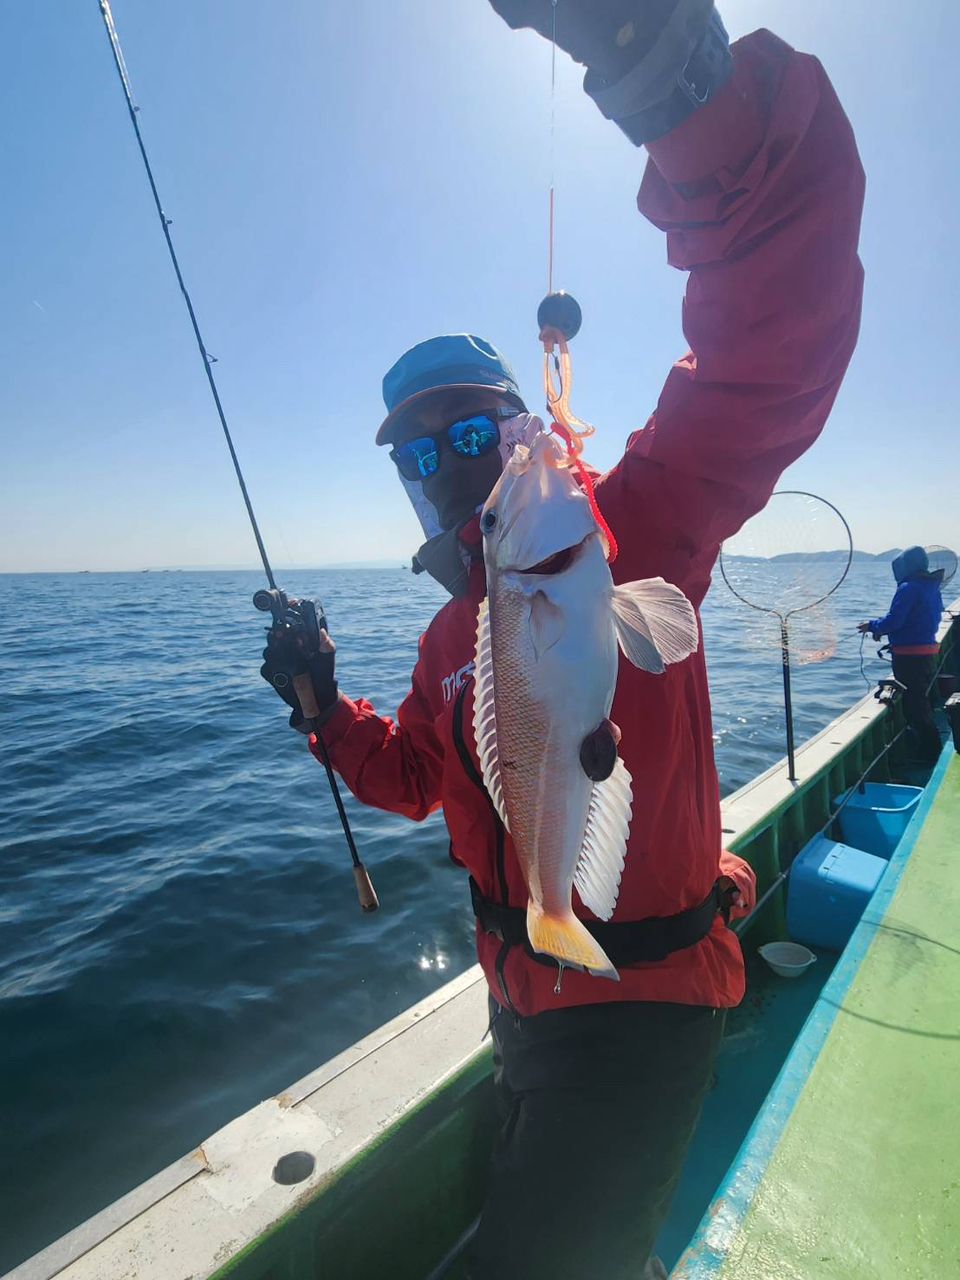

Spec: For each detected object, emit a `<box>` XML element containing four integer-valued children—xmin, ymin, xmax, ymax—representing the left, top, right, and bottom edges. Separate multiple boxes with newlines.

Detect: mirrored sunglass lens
<box><xmin>448</xmin><ymin>415</ymin><xmax>499</xmax><ymax>458</ymax></box>
<box><xmin>395</xmin><ymin>438</ymin><xmax>439</xmax><ymax>480</ymax></box>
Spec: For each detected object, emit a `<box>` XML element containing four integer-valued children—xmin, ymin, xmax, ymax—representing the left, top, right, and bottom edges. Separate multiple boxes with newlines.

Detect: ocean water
<box><xmin>0</xmin><ymin>561</ymin><xmax>911</xmax><ymax>1268</ymax></box>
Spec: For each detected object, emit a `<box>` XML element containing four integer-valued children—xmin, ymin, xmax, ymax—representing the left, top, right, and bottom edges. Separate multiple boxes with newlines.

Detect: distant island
<box><xmin>724</xmin><ymin>548</ymin><xmax>901</xmax><ymax>563</ymax></box>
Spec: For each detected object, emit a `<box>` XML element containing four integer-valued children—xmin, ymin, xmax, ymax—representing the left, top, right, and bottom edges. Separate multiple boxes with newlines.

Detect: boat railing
<box><xmin>721</xmin><ymin>593</ymin><xmax>960</xmax><ymax>942</ymax></box>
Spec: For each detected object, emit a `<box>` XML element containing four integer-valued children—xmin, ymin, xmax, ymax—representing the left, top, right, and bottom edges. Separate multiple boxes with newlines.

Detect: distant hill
<box><xmin>724</xmin><ymin>549</ymin><xmax>900</xmax><ymax>564</ymax></box>
<box><xmin>769</xmin><ymin>549</ymin><xmax>898</xmax><ymax>564</ymax></box>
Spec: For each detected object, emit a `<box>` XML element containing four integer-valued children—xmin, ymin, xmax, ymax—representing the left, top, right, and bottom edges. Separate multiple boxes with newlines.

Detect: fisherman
<box><xmin>859</xmin><ymin>547</ymin><xmax>944</xmax><ymax>765</ymax></box>
<box><xmin>262</xmin><ymin>4</ymin><xmax>864</xmax><ymax>1276</ymax></box>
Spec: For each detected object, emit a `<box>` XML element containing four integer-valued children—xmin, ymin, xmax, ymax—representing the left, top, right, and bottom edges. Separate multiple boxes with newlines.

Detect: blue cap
<box><xmin>377</xmin><ymin>334</ymin><xmax>524</xmax><ymax>444</ymax></box>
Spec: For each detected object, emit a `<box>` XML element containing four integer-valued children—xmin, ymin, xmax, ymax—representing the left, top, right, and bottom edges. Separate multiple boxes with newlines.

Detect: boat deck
<box><xmin>674</xmin><ymin>749</ymin><xmax>960</xmax><ymax>1279</ymax></box>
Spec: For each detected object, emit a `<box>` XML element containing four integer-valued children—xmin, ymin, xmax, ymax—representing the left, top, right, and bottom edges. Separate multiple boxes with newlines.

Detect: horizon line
<box><xmin>0</xmin><ymin>561</ymin><xmax>411</xmax><ymax>576</ymax></box>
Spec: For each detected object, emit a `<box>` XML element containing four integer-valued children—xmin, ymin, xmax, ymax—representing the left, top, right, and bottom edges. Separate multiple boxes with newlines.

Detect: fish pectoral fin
<box><xmin>610</xmin><ymin>578</ymin><xmax>699</xmax><ymax>673</ymax></box>
<box><xmin>529</xmin><ymin>589</ymin><xmax>565</xmax><ymax>661</ymax></box>
<box><xmin>526</xmin><ymin>903</ymin><xmax>619</xmax><ymax>982</ymax></box>
<box><xmin>573</xmin><ymin>756</ymin><xmax>632</xmax><ymax>921</ymax></box>
<box><xmin>472</xmin><ymin>598</ymin><xmax>510</xmax><ymax>829</ymax></box>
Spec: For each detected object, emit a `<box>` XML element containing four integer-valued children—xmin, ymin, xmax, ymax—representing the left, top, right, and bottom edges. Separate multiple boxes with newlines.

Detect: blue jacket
<box><xmin>870</xmin><ymin>576</ymin><xmax>943</xmax><ymax>648</ymax></box>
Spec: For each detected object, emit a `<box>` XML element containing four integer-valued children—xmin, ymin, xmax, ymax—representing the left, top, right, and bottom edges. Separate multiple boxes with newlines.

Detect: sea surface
<box><xmin>0</xmin><ymin>562</ymin><xmax>917</xmax><ymax>1267</ymax></box>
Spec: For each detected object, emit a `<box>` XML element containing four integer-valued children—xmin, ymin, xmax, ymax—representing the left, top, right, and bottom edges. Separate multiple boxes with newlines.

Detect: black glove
<box><xmin>260</xmin><ymin>607</ymin><xmax>338</xmax><ymax>731</ymax></box>
<box><xmin>488</xmin><ymin>0</ymin><xmax>731</xmax><ymax>144</ymax></box>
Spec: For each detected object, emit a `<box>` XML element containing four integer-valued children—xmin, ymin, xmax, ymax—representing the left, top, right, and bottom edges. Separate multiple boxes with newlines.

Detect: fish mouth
<box><xmin>518</xmin><ymin>535</ymin><xmax>588</xmax><ymax>576</ymax></box>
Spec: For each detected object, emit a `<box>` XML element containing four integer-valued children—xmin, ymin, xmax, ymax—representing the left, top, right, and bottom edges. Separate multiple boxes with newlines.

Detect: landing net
<box><xmin>719</xmin><ymin>491</ymin><xmax>853</xmax><ymax>664</ymax></box>
<box><xmin>925</xmin><ymin>545</ymin><xmax>958</xmax><ymax>586</ymax></box>
<box><xmin>718</xmin><ymin>491</ymin><xmax>853</xmax><ymax>781</ymax></box>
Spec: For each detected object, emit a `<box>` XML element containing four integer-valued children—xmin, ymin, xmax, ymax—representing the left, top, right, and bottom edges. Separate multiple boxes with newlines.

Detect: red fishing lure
<box><xmin>542</xmin><ymin>332</ymin><xmax>619</xmax><ymax>564</ymax></box>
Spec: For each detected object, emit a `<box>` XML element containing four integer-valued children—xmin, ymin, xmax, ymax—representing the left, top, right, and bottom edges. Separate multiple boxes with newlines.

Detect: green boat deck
<box><xmin>675</xmin><ymin>749</ymin><xmax>960</xmax><ymax>1279</ymax></box>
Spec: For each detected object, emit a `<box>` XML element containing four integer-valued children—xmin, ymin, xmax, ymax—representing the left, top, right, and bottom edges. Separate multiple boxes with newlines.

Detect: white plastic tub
<box><xmin>758</xmin><ymin>941</ymin><xmax>817</xmax><ymax>978</ymax></box>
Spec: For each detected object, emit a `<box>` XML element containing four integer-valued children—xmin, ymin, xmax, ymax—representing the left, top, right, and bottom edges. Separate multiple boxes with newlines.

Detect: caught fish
<box><xmin>473</xmin><ymin>425</ymin><xmax>699</xmax><ymax>981</ymax></box>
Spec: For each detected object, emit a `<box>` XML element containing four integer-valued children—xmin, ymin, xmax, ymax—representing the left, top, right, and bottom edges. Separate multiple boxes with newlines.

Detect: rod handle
<box><xmin>353</xmin><ymin>863</ymin><xmax>380</xmax><ymax>912</ymax></box>
<box><xmin>292</xmin><ymin>672</ymin><xmax>321</xmax><ymax>720</ymax></box>
<box><xmin>297</xmin><ymin>675</ymin><xmax>379</xmax><ymax>913</ymax></box>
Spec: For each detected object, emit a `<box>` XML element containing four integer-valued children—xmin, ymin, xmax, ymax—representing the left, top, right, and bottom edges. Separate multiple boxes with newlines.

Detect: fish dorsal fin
<box><xmin>610</xmin><ymin>577</ymin><xmax>699</xmax><ymax>674</ymax></box>
<box><xmin>573</xmin><ymin>756</ymin><xmax>632</xmax><ymax>921</ymax></box>
<box><xmin>472</xmin><ymin>598</ymin><xmax>510</xmax><ymax>830</ymax></box>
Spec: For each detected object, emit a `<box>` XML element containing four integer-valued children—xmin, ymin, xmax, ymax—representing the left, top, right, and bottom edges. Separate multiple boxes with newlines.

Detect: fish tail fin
<box><xmin>526</xmin><ymin>903</ymin><xmax>620</xmax><ymax>983</ymax></box>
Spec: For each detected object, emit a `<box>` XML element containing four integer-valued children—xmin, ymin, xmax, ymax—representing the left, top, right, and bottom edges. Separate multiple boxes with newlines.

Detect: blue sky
<box><xmin>3</xmin><ymin>1</ymin><xmax>958</xmax><ymax>572</ymax></box>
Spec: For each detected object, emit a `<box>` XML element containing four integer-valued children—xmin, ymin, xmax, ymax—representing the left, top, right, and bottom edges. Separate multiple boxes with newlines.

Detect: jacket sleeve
<box><xmin>308</xmin><ymin>640</ymin><xmax>444</xmax><ymax>822</ymax></box>
<box><xmin>597</xmin><ymin>30</ymin><xmax>864</xmax><ymax>602</ymax></box>
<box><xmin>870</xmin><ymin>584</ymin><xmax>916</xmax><ymax>639</ymax></box>
<box><xmin>719</xmin><ymin>849</ymin><xmax>757</xmax><ymax>921</ymax></box>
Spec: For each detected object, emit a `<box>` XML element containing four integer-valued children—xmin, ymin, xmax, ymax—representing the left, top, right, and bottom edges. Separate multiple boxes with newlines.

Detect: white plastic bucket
<box><xmin>758</xmin><ymin>941</ymin><xmax>817</xmax><ymax>978</ymax></box>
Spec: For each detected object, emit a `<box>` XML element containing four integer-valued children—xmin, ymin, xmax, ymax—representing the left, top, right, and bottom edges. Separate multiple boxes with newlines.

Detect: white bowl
<box><xmin>758</xmin><ymin>941</ymin><xmax>817</xmax><ymax>978</ymax></box>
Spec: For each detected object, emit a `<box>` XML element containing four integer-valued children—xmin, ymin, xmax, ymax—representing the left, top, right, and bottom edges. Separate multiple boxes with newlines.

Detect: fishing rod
<box><xmin>96</xmin><ymin>0</ymin><xmax>378</xmax><ymax>912</ymax></box>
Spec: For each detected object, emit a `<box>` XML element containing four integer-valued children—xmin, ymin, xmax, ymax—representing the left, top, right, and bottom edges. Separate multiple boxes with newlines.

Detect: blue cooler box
<box><xmin>787</xmin><ymin>836</ymin><xmax>887</xmax><ymax>951</ymax></box>
<box><xmin>833</xmin><ymin>783</ymin><xmax>922</xmax><ymax>859</ymax></box>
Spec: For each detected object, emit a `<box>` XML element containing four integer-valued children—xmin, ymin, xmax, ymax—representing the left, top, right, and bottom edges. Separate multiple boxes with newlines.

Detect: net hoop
<box><xmin>718</xmin><ymin>490</ymin><xmax>854</xmax><ymax>622</ymax></box>
<box><xmin>924</xmin><ymin>545</ymin><xmax>958</xmax><ymax>586</ymax></box>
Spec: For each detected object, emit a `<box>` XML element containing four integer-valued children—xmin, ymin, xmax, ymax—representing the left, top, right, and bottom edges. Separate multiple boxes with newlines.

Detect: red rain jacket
<box><xmin>312</xmin><ymin>31</ymin><xmax>864</xmax><ymax>1016</ymax></box>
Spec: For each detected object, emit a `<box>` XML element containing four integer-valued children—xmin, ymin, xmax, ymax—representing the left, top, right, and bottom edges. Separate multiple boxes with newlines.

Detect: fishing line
<box><xmin>858</xmin><ymin>630</ymin><xmax>871</xmax><ymax>691</ymax></box>
<box><xmin>537</xmin><ymin>3</ymin><xmax>619</xmax><ymax>559</ymax></box>
<box><xmin>97</xmin><ymin>1</ymin><xmax>378</xmax><ymax>912</ymax></box>
<box><xmin>547</xmin><ymin>0</ymin><xmax>558</xmax><ymax>295</ymax></box>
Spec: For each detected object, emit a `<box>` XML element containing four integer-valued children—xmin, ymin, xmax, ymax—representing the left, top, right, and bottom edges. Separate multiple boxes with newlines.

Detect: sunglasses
<box><xmin>390</xmin><ymin>408</ymin><xmax>522</xmax><ymax>483</ymax></box>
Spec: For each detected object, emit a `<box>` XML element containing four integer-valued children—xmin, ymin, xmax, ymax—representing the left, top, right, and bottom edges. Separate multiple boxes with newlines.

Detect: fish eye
<box><xmin>482</xmin><ymin>510</ymin><xmax>497</xmax><ymax>533</ymax></box>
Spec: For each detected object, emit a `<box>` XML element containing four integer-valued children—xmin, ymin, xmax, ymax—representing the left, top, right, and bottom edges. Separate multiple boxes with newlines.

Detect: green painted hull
<box><xmin>213</xmin><ymin>1052</ymin><xmax>496</xmax><ymax>1280</ymax></box>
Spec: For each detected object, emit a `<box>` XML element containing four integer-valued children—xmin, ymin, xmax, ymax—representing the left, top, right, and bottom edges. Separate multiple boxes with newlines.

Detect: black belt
<box><xmin>470</xmin><ymin>876</ymin><xmax>738</xmax><ymax>967</ymax></box>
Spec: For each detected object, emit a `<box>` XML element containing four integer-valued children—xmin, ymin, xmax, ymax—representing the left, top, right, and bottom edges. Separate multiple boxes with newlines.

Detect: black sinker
<box><xmin>579</xmin><ymin>722</ymin><xmax>618</xmax><ymax>782</ymax></box>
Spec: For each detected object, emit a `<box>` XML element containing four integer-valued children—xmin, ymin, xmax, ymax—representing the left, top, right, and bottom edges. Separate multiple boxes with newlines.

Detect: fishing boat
<box><xmin>9</xmin><ymin>600</ymin><xmax>959</xmax><ymax>1280</ymax></box>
